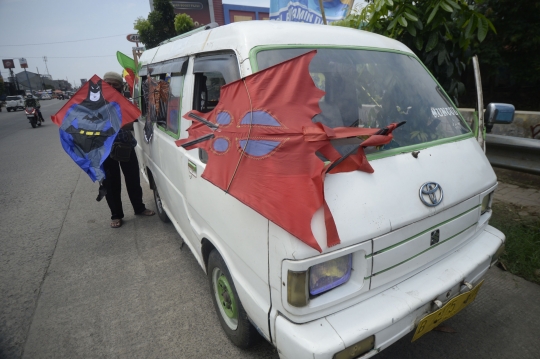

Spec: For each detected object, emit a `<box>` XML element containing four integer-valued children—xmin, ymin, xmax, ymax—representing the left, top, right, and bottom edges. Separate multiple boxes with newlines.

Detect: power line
<box><xmin>0</xmin><ymin>34</ymin><xmax>128</xmax><ymax>47</ymax></box>
<box><xmin>2</xmin><ymin>55</ymin><xmax>115</xmax><ymax>59</ymax></box>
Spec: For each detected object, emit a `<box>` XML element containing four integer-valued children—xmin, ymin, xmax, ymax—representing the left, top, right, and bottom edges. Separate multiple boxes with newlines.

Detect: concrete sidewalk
<box><xmin>494</xmin><ymin>181</ymin><xmax>540</xmax><ymax>210</ymax></box>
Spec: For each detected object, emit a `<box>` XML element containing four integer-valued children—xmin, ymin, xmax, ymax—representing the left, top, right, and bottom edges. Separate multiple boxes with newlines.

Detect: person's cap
<box><xmin>103</xmin><ymin>71</ymin><xmax>123</xmax><ymax>84</ymax></box>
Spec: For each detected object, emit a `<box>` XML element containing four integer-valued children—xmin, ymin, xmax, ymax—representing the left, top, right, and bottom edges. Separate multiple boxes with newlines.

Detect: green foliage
<box><xmin>491</xmin><ymin>202</ymin><xmax>540</xmax><ymax>285</ymax></box>
<box><xmin>475</xmin><ymin>0</ymin><xmax>540</xmax><ymax>83</ymax></box>
<box><xmin>174</xmin><ymin>13</ymin><xmax>195</xmax><ymax>35</ymax></box>
<box><xmin>134</xmin><ymin>0</ymin><xmax>177</xmax><ymax>49</ymax></box>
<box><xmin>333</xmin><ymin>0</ymin><xmax>496</xmax><ymax>104</ymax></box>
<box><xmin>0</xmin><ymin>76</ymin><xmax>5</xmax><ymax>97</ymax></box>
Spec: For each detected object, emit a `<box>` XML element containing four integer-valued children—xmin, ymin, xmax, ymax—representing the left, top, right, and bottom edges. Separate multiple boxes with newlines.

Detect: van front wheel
<box><xmin>208</xmin><ymin>250</ymin><xmax>257</xmax><ymax>348</ymax></box>
<box><xmin>153</xmin><ymin>185</ymin><xmax>170</xmax><ymax>223</ymax></box>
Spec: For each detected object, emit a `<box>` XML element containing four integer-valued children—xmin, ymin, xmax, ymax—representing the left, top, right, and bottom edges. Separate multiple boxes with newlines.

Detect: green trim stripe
<box><xmin>372</xmin><ymin>222</ymin><xmax>477</xmax><ymax>277</ymax></box>
<box><xmin>374</xmin><ymin>205</ymin><xmax>480</xmax><ymax>255</ymax></box>
<box><xmin>249</xmin><ymin>45</ymin><xmax>416</xmax><ymax>73</ymax></box>
<box><xmin>366</xmin><ymin>133</ymin><xmax>473</xmax><ymax>161</ymax></box>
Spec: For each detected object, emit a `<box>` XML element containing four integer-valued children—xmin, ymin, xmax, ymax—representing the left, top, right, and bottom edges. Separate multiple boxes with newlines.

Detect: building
<box><xmin>149</xmin><ymin>0</ymin><xmax>269</xmax><ymax>26</ymax></box>
<box><xmin>14</xmin><ymin>71</ymin><xmax>72</xmax><ymax>92</ymax></box>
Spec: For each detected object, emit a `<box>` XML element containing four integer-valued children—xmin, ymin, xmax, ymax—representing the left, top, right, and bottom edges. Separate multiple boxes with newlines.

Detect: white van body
<box><xmin>134</xmin><ymin>21</ymin><xmax>504</xmax><ymax>358</ymax></box>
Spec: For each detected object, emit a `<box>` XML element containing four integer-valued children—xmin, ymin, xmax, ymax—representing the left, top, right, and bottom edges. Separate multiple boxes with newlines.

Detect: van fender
<box><xmin>199</xmin><ymin>233</ymin><xmax>272</xmax><ymax>343</ymax></box>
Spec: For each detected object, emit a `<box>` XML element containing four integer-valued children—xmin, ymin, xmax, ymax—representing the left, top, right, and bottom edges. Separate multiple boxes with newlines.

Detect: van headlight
<box><xmin>310</xmin><ymin>254</ymin><xmax>352</xmax><ymax>295</ymax></box>
<box><xmin>287</xmin><ymin>254</ymin><xmax>352</xmax><ymax>307</ymax></box>
<box><xmin>481</xmin><ymin>191</ymin><xmax>494</xmax><ymax>215</ymax></box>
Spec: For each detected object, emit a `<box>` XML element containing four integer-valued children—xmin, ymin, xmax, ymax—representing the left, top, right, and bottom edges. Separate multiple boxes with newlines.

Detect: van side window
<box><xmin>148</xmin><ymin>75</ymin><xmax>167</xmax><ymax>126</ymax></box>
<box><xmin>193</xmin><ymin>53</ymin><xmax>240</xmax><ymax>113</ymax></box>
<box><xmin>194</xmin><ymin>72</ymin><xmax>226</xmax><ymax>113</ymax></box>
<box><xmin>192</xmin><ymin>53</ymin><xmax>240</xmax><ymax>162</ymax></box>
<box><xmin>158</xmin><ymin>73</ymin><xmax>184</xmax><ymax>137</ymax></box>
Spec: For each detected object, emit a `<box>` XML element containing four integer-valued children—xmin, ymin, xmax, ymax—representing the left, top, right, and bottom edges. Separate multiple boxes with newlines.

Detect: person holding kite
<box><xmin>51</xmin><ymin>71</ymin><xmax>154</xmax><ymax>229</ymax></box>
<box><xmin>102</xmin><ymin>71</ymin><xmax>155</xmax><ymax>228</ymax></box>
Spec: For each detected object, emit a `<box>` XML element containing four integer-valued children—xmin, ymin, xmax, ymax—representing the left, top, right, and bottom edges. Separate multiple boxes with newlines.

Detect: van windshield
<box><xmin>256</xmin><ymin>48</ymin><xmax>470</xmax><ymax>154</ymax></box>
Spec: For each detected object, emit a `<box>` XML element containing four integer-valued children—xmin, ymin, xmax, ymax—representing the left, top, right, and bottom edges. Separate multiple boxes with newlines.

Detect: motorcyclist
<box><xmin>24</xmin><ymin>95</ymin><xmax>44</xmax><ymax>121</ymax></box>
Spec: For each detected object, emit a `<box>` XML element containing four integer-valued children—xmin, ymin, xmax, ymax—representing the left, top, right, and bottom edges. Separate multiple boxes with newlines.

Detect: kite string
<box><xmin>226</xmin><ymin>79</ymin><xmax>253</xmax><ymax>192</ymax></box>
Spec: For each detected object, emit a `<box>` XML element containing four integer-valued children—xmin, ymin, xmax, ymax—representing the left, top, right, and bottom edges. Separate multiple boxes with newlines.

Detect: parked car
<box><xmin>40</xmin><ymin>93</ymin><xmax>51</xmax><ymax>100</ymax></box>
<box><xmin>135</xmin><ymin>21</ymin><xmax>513</xmax><ymax>359</ymax></box>
<box><xmin>6</xmin><ymin>95</ymin><xmax>25</xmax><ymax>112</ymax></box>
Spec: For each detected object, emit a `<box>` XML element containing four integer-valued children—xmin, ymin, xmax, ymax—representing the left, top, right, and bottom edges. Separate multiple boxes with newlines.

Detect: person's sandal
<box><xmin>111</xmin><ymin>219</ymin><xmax>123</xmax><ymax>228</ymax></box>
<box><xmin>137</xmin><ymin>209</ymin><xmax>155</xmax><ymax>216</ymax></box>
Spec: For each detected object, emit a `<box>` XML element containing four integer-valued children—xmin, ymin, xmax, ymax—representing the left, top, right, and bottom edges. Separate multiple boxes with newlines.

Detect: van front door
<box><xmin>179</xmin><ymin>53</ymin><xmax>271</xmax><ymax>341</ymax></box>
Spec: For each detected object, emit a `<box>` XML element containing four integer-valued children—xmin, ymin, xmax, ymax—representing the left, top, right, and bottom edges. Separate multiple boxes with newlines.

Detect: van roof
<box><xmin>139</xmin><ymin>21</ymin><xmax>414</xmax><ymax>69</ymax></box>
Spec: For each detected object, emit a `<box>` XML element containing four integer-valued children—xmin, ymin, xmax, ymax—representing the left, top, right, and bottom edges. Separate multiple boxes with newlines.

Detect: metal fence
<box><xmin>485</xmin><ymin>134</ymin><xmax>540</xmax><ymax>175</ymax></box>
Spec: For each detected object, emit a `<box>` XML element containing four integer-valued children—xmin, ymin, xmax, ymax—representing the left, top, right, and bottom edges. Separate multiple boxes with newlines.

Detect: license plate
<box><xmin>412</xmin><ymin>280</ymin><xmax>484</xmax><ymax>342</ymax></box>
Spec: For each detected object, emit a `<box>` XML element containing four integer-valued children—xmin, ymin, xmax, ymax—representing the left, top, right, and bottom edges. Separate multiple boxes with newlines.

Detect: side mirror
<box><xmin>484</xmin><ymin>103</ymin><xmax>515</xmax><ymax>133</ymax></box>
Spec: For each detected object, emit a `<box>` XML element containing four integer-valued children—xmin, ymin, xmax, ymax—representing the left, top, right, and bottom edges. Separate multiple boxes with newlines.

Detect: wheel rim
<box><xmin>212</xmin><ymin>267</ymin><xmax>238</xmax><ymax>330</ymax></box>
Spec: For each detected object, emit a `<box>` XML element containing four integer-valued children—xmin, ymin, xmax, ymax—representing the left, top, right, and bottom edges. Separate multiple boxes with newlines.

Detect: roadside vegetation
<box><xmin>490</xmin><ymin>169</ymin><xmax>540</xmax><ymax>285</ymax></box>
<box><xmin>134</xmin><ymin>0</ymin><xmax>195</xmax><ymax>49</ymax></box>
<box><xmin>335</xmin><ymin>0</ymin><xmax>540</xmax><ymax>110</ymax></box>
<box><xmin>491</xmin><ymin>201</ymin><xmax>540</xmax><ymax>285</ymax></box>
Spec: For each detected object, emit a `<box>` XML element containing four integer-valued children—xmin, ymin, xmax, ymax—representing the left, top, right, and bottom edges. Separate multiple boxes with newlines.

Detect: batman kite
<box><xmin>52</xmin><ymin>74</ymin><xmax>141</xmax><ymax>182</ymax></box>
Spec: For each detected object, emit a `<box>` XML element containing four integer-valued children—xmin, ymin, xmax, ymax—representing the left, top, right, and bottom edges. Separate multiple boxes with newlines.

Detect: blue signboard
<box><xmin>270</xmin><ymin>0</ymin><xmax>353</xmax><ymax>24</ymax></box>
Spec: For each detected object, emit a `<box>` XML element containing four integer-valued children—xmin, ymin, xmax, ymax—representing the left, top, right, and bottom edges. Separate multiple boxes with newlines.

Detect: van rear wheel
<box><xmin>153</xmin><ymin>185</ymin><xmax>170</xmax><ymax>223</ymax></box>
<box><xmin>208</xmin><ymin>250</ymin><xmax>258</xmax><ymax>348</ymax></box>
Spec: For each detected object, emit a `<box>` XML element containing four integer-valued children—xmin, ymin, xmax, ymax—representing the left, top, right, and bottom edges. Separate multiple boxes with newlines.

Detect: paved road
<box><xmin>0</xmin><ymin>101</ymin><xmax>538</xmax><ymax>359</ymax></box>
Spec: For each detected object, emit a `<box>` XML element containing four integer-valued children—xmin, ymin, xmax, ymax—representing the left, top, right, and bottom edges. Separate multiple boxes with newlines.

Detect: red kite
<box><xmin>177</xmin><ymin>51</ymin><xmax>399</xmax><ymax>252</ymax></box>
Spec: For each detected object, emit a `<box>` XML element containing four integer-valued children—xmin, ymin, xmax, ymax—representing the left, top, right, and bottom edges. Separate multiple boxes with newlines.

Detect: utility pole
<box><xmin>318</xmin><ymin>0</ymin><xmax>327</xmax><ymax>24</ymax></box>
<box><xmin>43</xmin><ymin>56</ymin><xmax>50</xmax><ymax>76</ymax></box>
<box><xmin>36</xmin><ymin>67</ymin><xmax>45</xmax><ymax>90</ymax></box>
<box><xmin>23</xmin><ymin>68</ymin><xmax>33</xmax><ymax>93</ymax></box>
<box><xmin>9</xmin><ymin>68</ymin><xmax>20</xmax><ymax>92</ymax></box>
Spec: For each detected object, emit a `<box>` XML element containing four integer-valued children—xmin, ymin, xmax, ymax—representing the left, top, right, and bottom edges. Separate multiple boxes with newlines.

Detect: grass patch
<box><xmin>490</xmin><ymin>201</ymin><xmax>540</xmax><ymax>284</ymax></box>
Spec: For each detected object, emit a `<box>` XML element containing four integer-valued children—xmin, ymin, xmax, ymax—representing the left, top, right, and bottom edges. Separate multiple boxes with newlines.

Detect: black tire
<box><xmin>30</xmin><ymin>118</ymin><xmax>37</xmax><ymax>128</ymax></box>
<box><xmin>207</xmin><ymin>250</ymin><xmax>258</xmax><ymax>348</ymax></box>
<box><xmin>153</xmin><ymin>185</ymin><xmax>170</xmax><ymax>223</ymax></box>
<box><xmin>7</xmin><ymin>108</ymin><xmax>11</xmax><ymax>112</ymax></box>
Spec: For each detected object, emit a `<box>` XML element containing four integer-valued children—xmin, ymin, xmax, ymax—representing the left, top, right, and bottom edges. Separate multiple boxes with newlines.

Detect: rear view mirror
<box><xmin>485</xmin><ymin>103</ymin><xmax>515</xmax><ymax>125</ymax></box>
<box><xmin>484</xmin><ymin>103</ymin><xmax>515</xmax><ymax>133</ymax></box>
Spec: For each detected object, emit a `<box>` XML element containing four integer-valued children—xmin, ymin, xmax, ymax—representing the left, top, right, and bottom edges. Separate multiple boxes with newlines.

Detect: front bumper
<box><xmin>275</xmin><ymin>226</ymin><xmax>504</xmax><ymax>359</ymax></box>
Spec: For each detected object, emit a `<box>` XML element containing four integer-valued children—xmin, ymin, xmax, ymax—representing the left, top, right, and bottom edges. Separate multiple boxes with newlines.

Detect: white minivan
<box><xmin>133</xmin><ymin>21</ymin><xmax>512</xmax><ymax>359</ymax></box>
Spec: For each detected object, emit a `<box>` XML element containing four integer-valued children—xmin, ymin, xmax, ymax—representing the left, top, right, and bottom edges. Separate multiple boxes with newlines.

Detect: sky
<box><xmin>0</xmin><ymin>0</ymin><xmax>365</xmax><ymax>89</ymax></box>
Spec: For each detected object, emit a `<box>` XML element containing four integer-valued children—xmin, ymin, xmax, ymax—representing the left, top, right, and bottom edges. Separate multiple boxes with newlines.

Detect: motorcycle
<box><xmin>25</xmin><ymin>106</ymin><xmax>43</xmax><ymax>128</ymax></box>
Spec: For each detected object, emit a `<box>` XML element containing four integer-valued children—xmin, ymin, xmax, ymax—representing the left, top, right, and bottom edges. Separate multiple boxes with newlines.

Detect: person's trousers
<box><xmin>102</xmin><ymin>150</ymin><xmax>146</xmax><ymax>220</ymax></box>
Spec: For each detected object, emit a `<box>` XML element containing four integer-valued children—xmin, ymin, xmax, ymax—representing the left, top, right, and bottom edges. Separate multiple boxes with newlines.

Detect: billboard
<box><xmin>2</xmin><ymin>59</ymin><xmax>15</xmax><ymax>69</ymax></box>
<box><xmin>270</xmin><ymin>0</ymin><xmax>353</xmax><ymax>24</ymax></box>
<box><xmin>19</xmin><ymin>58</ymin><xmax>28</xmax><ymax>69</ymax></box>
<box><xmin>126</xmin><ymin>34</ymin><xmax>140</xmax><ymax>43</ymax></box>
<box><xmin>170</xmin><ymin>0</ymin><xmax>211</xmax><ymax>27</ymax></box>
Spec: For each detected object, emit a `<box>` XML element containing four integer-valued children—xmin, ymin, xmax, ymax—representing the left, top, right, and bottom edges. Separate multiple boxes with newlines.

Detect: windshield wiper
<box><xmin>326</xmin><ymin>121</ymin><xmax>406</xmax><ymax>173</ymax></box>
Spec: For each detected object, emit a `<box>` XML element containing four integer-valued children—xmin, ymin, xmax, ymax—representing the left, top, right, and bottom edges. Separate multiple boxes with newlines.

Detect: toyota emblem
<box><xmin>419</xmin><ymin>182</ymin><xmax>443</xmax><ymax>207</ymax></box>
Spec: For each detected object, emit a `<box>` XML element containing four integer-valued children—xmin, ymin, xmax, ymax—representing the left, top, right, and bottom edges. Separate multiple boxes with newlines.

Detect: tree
<box><xmin>174</xmin><ymin>13</ymin><xmax>195</xmax><ymax>35</ymax></box>
<box><xmin>477</xmin><ymin>0</ymin><xmax>540</xmax><ymax>83</ymax></box>
<box><xmin>334</xmin><ymin>0</ymin><xmax>496</xmax><ymax>104</ymax></box>
<box><xmin>0</xmin><ymin>76</ymin><xmax>5</xmax><ymax>98</ymax></box>
<box><xmin>134</xmin><ymin>0</ymin><xmax>177</xmax><ymax>49</ymax></box>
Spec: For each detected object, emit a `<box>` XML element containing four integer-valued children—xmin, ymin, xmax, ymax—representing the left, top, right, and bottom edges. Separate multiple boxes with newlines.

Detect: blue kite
<box><xmin>52</xmin><ymin>74</ymin><xmax>141</xmax><ymax>182</ymax></box>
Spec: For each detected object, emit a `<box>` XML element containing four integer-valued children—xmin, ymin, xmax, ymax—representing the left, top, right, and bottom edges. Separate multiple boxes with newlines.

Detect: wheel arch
<box><xmin>201</xmin><ymin>237</ymin><xmax>216</xmax><ymax>273</ymax></box>
<box><xmin>146</xmin><ymin>166</ymin><xmax>156</xmax><ymax>190</ymax></box>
